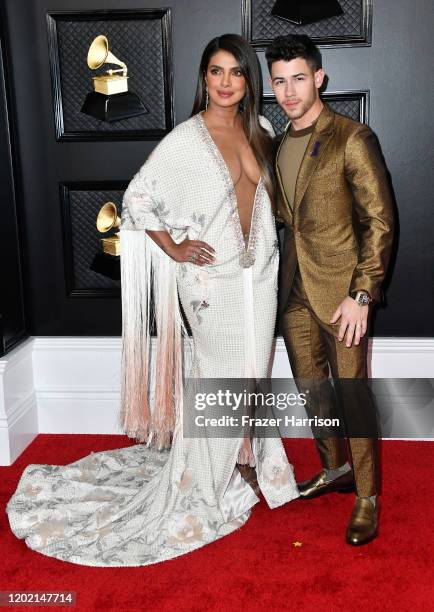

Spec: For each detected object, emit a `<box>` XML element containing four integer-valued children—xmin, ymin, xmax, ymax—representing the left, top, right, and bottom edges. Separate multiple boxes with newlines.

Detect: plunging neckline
<box><xmin>197</xmin><ymin>112</ymin><xmax>262</xmax><ymax>265</ymax></box>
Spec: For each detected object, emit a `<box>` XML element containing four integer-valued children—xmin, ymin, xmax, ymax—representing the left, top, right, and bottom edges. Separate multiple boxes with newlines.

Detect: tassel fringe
<box><xmin>119</xmin><ymin>230</ymin><xmax>186</xmax><ymax>450</ymax></box>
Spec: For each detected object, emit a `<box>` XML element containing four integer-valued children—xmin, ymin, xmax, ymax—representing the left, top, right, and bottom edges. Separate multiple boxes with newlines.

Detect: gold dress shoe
<box><xmin>297</xmin><ymin>470</ymin><xmax>355</xmax><ymax>499</ymax></box>
<box><xmin>346</xmin><ymin>497</ymin><xmax>378</xmax><ymax>546</ymax></box>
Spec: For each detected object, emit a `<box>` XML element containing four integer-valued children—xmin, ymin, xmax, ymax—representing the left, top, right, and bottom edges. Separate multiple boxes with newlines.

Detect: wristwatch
<box><xmin>350</xmin><ymin>290</ymin><xmax>371</xmax><ymax>306</ymax></box>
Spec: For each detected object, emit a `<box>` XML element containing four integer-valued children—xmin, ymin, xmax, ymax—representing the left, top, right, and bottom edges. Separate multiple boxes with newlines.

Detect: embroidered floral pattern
<box><xmin>167</xmin><ymin>513</ymin><xmax>204</xmax><ymax>544</ymax></box>
<box><xmin>191</xmin><ymin>212</ymin><xmax>206</xmax><ymax>228</ymax></box>
<box><xmin>32</xmin><ymin>518</ymin><xmax>69</xmax><ymax>548</ymax></box>
<box><xmin>262</xmin><ymin>454</ymin><xmax>291</xmax><ymax>489</ymax></box>
<box><xmin>151</xmin><ymin>199</ymin><xmax>170</xmax><ymax>221</ymax></box>
<box><xmin>194</xmin><ymin>269</ymin><xmax>209</xmax><ymax>287</ymax></box>
<box><xmin>190</xmin><ymin>299</ymin><xmax>210</xmax><ymax>324</ymax></box>
<box><xmin>175</xmin><ymin>468</ymin><xmax>195</xmax><ymax>493</ymax></box>
<box><xmin>23</xmin><ymin>484</ymin><xmax>42</xmax><ymax>498</ymax></box>
<box><xmin>121</xmin><ymin>174</ymin><xmax>167</xmax><ymax>230</ymax></box>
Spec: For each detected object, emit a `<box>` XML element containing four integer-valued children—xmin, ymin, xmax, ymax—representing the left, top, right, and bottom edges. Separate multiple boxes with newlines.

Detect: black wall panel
<box><xmin>0</xmin><ymin>9</ymin><xmax>27</xmax><ymax>355</ymax></box>
<box><xmin>1</xmin><ymin>0</ymin><xmax>433</xmax><ymax>343</ymax></box>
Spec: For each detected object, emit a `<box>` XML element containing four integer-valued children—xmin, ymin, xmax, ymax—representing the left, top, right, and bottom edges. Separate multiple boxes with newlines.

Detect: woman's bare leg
<box><xmin>237</xmin><ymin>437</ymin><xmax>255</xmax><ymax>467</ymax></box>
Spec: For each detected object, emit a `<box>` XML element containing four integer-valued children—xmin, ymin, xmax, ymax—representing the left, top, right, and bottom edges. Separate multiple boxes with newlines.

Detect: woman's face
<box><xmin>205</xmin><ymin>50</ymin><xmax>246</xmax><ymax>109</ymax></box>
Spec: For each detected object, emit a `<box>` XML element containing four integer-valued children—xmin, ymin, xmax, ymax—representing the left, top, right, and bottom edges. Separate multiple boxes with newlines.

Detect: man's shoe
<box><xmin>297</xmin><ymin>470</ymin><xmax>355</xmax><ymax>499</ymax></box>
<box><xmin>346</xmin><ymin>497</ymin><xmax>378</xmax><ymax>545</ymax></box>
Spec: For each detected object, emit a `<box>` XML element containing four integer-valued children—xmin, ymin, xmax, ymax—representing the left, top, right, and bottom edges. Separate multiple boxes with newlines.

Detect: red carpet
<box><xmin>1</xmin><ymin>436</ymin><xmax>433</xmax><ymax>611</ymax></box>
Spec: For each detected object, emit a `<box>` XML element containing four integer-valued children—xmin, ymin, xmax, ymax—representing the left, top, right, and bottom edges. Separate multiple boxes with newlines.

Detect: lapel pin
<box><xmin>311</xmin><ymin>140</ymin><xmax>321</xmax><ymax>157</ymax></box>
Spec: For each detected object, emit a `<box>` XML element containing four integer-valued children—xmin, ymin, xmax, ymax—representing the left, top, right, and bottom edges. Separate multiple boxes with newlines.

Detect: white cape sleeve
<box><xmin>119</xmin><ymin>147</ymin><xmax>186</xmax><ymax>450</ymax></box>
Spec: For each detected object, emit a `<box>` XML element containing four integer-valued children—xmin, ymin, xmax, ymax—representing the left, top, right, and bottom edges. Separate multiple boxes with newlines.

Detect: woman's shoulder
<box><xmin>145</xmin><ymin>115</ymin><xmax>201</xmax><ymax>164</ymax></box>
<box><xmin>161</xmin><ymin>114</ymin><xmax>201</xmax><ymax>144</ymax></box>
<box><xmin>149</xmin><ymin>115</ymin><xmax>202</xmax><ymax>152</ymax></box>
<box><xmin>258</xmin><ymin>115</ymin><xmax>275</xmax><ymax>137</ymax></box>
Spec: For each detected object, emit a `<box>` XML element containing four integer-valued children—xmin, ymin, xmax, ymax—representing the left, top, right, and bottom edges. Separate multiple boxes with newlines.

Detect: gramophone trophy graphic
<box><xmin>81</xmin><ymin>34</ymin><xmax>148</xmax><ymax>122</ymax></box>
<box><xmin>96</xmin><ymin>201</ymin><xmax>121</xmax><ymax>256</ymax></box>
<box><xmin>89</xmin><ymin>201</ymin><xmax>121</xmax><ymax>280</ymax></box>
<box><xmin>271</xmin><ymin>0</ymin><xmax>343</xmax><ymax>25</ymax></box>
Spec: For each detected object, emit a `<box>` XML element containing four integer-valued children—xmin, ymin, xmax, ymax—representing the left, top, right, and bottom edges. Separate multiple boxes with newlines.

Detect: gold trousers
<box><xmin>281</xmin><ymin>265</ymin><xmax>378</xmax><ymax>497</ymax></box>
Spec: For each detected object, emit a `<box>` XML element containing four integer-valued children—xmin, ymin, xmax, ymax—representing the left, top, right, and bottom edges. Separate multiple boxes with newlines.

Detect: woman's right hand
<box><xmin>167</xmin><ymin>239</ymin><xmax>216</xmax><ymax>266</ymax></box>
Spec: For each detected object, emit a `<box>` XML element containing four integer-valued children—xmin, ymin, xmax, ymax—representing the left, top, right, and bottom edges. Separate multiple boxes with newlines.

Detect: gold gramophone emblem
<box><xmin>87</xmin><ymin>35</ymin><xmax>128</xmax><ymax>96</ymax></box>
<box><xmin>81</xmin><ymin>34</ymin><xmax>148</xmax><ymax>122</ymax></box>
<box><xmin>96</xmin><ymin>202</ymin><xmax>121</xmax><ymax>256</ymax></box>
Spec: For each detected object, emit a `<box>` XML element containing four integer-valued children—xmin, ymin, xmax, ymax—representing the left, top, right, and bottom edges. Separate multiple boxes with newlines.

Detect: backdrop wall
<box><xmin>1</xmin><ymin>0</ymin><xmax>433</xmax><ymax>344</ymax></box>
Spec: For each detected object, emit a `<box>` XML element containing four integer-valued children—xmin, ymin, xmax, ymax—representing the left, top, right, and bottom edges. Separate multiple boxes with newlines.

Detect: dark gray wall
<box><xmin>0</xmin><ymin>9</ymin><xmax>27</xmax><ymax>355</ymax></box>
<box><xmin>2</xmin><ymin>0</ymin><xmax>434</xmax><ymax>340</ymax></box>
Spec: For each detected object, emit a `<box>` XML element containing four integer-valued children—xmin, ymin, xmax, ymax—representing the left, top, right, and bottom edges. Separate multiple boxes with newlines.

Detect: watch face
<box><xmin>357</xmin><ymin>293</ymin><xmax>370</xmax><ymax>305</ymax></box>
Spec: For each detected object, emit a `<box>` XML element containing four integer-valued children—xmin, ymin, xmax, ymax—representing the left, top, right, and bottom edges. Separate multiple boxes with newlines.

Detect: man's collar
<box><xmin>275</xmin><ymin>102</ymin><xmax>335</xmax><ymax>141</ymax></box>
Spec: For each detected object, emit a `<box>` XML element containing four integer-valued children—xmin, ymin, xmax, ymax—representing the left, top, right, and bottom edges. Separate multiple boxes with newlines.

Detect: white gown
<box><xmin>6</xmin><ymin>113</ymin><xmax>299</xmax><ymax>567</ymax></box>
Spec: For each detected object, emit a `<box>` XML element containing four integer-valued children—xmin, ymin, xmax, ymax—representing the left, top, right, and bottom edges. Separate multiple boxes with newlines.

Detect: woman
<box><xmin>6</xmin><ymin>34</ymin><xmax>298</xmax><ymax>567</ymax></box>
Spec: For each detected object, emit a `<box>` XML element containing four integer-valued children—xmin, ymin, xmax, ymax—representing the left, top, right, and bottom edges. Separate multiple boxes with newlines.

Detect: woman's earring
<box><xmin>205</xmin><ymin>86</ymin><xmax>209</xmax><ymax>110</ymax></box>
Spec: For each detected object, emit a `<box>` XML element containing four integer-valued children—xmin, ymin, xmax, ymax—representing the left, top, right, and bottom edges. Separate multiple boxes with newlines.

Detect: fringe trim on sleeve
<box><xmin>119</xmin><ymin>229</ymin><xmax>186</xmax><ymax>450</ymax></box>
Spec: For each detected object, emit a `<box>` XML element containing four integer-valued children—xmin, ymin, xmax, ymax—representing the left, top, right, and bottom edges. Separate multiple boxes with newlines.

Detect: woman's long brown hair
<box><xmin>191</xmin><ymin>34</ymin><xmax>275</xmax><ymax>204</ymax></box>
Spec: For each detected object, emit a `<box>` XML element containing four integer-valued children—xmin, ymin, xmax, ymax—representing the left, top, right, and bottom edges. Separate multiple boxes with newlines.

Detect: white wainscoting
<box><xmin>0</xmin><ymin>336</ymin><xmax>433</xmax><ymax>465</ymax></box>
<box><xmin>0</xmin><ymin>338</ymin><xmax>38</xmax><ymax>465</ymax></box>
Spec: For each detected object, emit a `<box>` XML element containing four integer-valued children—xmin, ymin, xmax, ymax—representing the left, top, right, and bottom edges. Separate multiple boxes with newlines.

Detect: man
<box><xmin>266</xmin><ymin>34</ymin><xmax>394</xmax><ymax>545</ymax></box>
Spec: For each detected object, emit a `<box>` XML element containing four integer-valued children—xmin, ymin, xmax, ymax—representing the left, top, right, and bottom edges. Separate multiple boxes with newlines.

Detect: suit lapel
<box><xmin>293</xmin><ymin>104</ymin><xmax>335</xmax><ymax>211</ymax></box>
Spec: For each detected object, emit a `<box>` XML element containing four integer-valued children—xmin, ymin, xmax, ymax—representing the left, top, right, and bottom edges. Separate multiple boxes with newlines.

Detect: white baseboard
<box><xmin>33</xmin><ymin>337</ymin><xmax>123</xmax><ymax>438</ymax></box>
<box><xmin>0</xmin><ymin>336</ymin><xmax>433</xmax><ymax>465</ymax></box>
<box><xmin>272</xmin><ymin>337</ymin><xmax>434</xmax><ymax>378</ymax></box>
<box><xmin>0</xmin><ymin>338</ymin><xmax>38</xmax><ymax>465</ymax></box>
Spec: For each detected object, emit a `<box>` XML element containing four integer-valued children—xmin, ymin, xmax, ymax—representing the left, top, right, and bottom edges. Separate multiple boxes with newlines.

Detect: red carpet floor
<box><xmin>1</xmin><ymin>435</ymin><xmax>433</xmax><ymax>612</ymax></box>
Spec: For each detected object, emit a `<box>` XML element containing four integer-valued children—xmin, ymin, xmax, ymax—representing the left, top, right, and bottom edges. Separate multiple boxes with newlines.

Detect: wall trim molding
<box><xmin>368</xmin><ymin>338</ymin><xmax>434</xmax><ymax>353</ymax></box>
<box><xmin>0</xmin><ymin>336</ymin><xmax>33</xmax><ymax>373</ymax></box>
<box><xmin>32</xmin><ymin>336</ymin><xmax>434</xmax><ymax>353</ymax></box>
<box><xmin>32</xmin><ymin>337</ymin><xmax>122</xmax><ymax>351</ymax></box>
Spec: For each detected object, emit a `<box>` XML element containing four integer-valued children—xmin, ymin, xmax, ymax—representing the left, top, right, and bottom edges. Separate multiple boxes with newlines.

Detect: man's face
<box><xmin>269</xmin><ymin>57</ymin><xmax>325</xmax><ymax>120</ymax></box>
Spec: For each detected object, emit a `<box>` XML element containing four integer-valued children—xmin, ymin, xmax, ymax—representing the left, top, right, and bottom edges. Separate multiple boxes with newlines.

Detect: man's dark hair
<box><xmin>265</xmin><ymin>34</ymin><xmax>322</xmax><ymax>73</ymax></box>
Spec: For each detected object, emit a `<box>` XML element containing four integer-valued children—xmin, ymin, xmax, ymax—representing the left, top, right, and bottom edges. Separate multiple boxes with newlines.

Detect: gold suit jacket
<box><xmin>276</xmin><ymin>104</ymin><xmax>394</xmax><ymax>322</ymax></box>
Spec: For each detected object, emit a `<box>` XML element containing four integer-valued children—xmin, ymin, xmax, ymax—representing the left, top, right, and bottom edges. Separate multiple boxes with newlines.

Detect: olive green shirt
<box><xmin>277</xmin><ymin>123</ymin><xmax>315</xmax><ymax>209</ymax></box>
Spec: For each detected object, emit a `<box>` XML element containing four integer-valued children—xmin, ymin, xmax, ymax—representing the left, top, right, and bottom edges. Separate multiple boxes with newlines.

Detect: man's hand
<box><xmin>330</xmin><ymin>297</ymin><xmax>369</xmax><ymax>347</ymax></box>
<box><xmin>167</xmin><ymin>239</ymin><xmax>215</xmax><ymax>266</ymax></box>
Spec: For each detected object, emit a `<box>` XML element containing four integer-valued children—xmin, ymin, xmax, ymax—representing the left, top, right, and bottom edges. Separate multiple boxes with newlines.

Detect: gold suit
<box><xmin>277</xmin><ymin>104</ymin><xmax>394</xmax><ymax>497</ymax></box>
